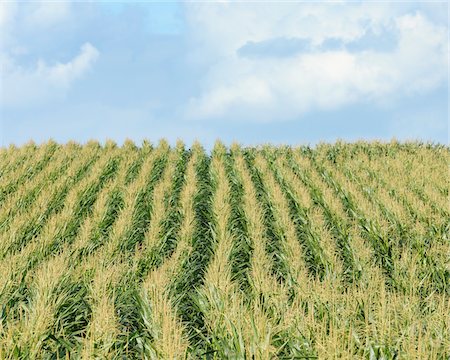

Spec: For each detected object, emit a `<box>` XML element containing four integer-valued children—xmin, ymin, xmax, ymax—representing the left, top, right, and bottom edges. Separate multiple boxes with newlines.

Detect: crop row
<box><xmin>0</xmin><ymin>140</ymin><xmax>448</xmax><ymax>358</ymax></box>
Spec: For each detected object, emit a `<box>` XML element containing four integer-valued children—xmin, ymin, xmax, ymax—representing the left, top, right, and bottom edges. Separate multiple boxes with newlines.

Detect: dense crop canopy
<box><xmin>0</xmin><ymin>140</ymin><xmax>448</xmax><ymax>359</ymax></box>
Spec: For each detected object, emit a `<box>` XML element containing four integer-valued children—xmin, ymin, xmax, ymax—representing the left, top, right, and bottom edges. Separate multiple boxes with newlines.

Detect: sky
<box><xmin>0</xmin><ymin>1</ymin><xmax>448</xmax><ymax>148</ymax></box>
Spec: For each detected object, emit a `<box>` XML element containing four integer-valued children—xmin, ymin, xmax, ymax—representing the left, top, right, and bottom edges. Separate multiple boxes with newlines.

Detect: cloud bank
<box><xmin>184</xmin><ymin>3</ymin><xmax>448</xmax><ymax>122</ymax></box>
<box><xmin>1</xmin><ymin>43</ymin><xmax>99</xmax><ymax>107</ymax></box>
<box><xmin>0</xmin><ymin>1</ymin><xmax>99</xmax><ymax>107</ymax></box>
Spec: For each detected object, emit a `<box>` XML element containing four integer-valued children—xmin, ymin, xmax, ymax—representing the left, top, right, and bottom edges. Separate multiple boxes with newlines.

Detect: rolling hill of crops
<box><xmin>0</xmin><ymin>139</ymin><xmax>448</xmax><ymax>359</ymax></box>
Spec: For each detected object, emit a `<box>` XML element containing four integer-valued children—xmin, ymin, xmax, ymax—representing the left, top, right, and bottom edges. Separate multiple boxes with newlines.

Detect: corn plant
<box><xmin>0</xmin><ymin>140</ymin><xmax>448</xmax><ymax>359</ymax></box>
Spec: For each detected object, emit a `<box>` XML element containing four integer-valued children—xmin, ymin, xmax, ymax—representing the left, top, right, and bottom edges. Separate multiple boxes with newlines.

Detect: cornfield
<box><xmin>0</xmin><ymin>139</ymin><xmax>448</xmax><ymax>359</ymax></box>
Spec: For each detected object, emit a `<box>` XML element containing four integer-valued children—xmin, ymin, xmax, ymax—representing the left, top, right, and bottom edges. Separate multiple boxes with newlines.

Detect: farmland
<box><xmin>0</xmin><ymin>139</ymin><xmax>448</xmax><ymax>359</ymax></box>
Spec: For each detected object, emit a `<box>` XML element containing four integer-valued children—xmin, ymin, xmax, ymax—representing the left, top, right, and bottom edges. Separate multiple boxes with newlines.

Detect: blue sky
<box><xmin>0</xmin><ymin>1</ymin><xmax>448</xmax><ymax>147</ymax></box>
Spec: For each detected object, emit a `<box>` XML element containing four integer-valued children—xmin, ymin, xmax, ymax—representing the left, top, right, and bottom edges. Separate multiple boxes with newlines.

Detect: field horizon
<box><xmin>2</xmin><ymin>138</ymin><xmax>448</xmax><ymax>152</ymax></box>
<box><xmin>0</xmin><ymin>139</ymin><xmax>448</xmax><ymax>358</ymax></box>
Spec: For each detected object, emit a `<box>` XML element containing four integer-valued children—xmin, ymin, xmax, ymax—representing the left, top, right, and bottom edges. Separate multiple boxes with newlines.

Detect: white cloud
<box><xmin>0</xmin><ymin>2</ymin><xmax>17</xmax><ymax>30</ymax></box>
<box><xmin>1</xmin><ymin>43</ymin><xmax>99</xmax><ymax>107</ymax></box>
<box><xmin>25</xmin><ymin>1</ymin><xmax>71</xmax><ymax>28</ymax></box>
<box><xmin>184</xmin><ymin>4</ymin><xmax>448</xmax><ymax>121</ymax></box>
<box><xmin>0</xmin><ymin>1</ymin><xmax>18</xmax><ymax>49</ymax></box>
<box><xmin>0</xmin><ymin>1</ymin><xmax>99</xmax><ymax>107</ymax></box>
<box><xmin>0</xmin><ymin>1</ymin><xmax>71</xmax><ymax>50</ymax></box>
<box><xmin>187</xmin><ymin>76</ymin><xmax>273</xmax><ymax>119</ymax></box>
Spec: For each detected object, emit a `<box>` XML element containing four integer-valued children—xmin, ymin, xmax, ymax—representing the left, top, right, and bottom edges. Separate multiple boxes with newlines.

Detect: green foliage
<box><xmin>170</xmin><ymin>144</ymin><xmax>215</xmax><ymax>349</ymax></box>
<box><xmin>226</xmin><ymin>147</ymin><xmax>253</xmax><ymax>296</ymax></box>
<box><xmin>0</xmin><ymin>140</ymin><xmax>448</xmax><ymax>358</ymax></box>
